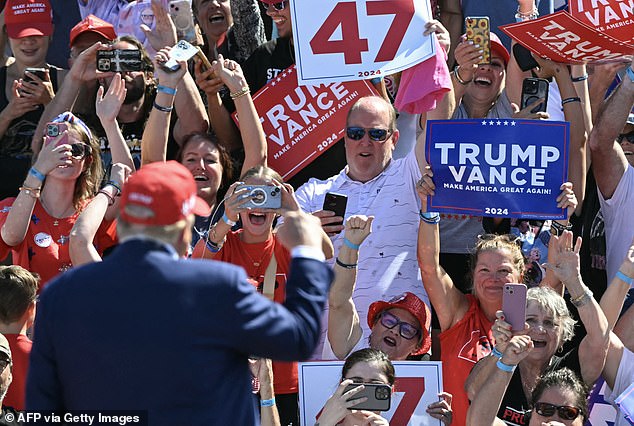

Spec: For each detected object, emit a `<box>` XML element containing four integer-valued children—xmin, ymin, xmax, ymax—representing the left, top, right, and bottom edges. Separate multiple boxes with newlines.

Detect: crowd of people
<box><xmin>0</xmin><ymin>0</ymin><xmax>633</xmax><ymax>425</ymax></box>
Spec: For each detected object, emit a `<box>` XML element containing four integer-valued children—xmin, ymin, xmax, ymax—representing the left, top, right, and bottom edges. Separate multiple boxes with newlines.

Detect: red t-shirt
<box><xmin>199</xmin><ymin>230</ymin><xmax>297</xmax><ymax>394</ymax></box>
<box><xmin>439</xmin><ymin>295</ymin><xmax>494</xmax><ymax>426</ymax></box>
<box><xmin>0</xmin><ymin>198</ymin><xmax>117</xmax><ymax>290</ymax></box>
<box><xmin>3</xmin><ymin>334</ymin><xmax>32</xmax><ymax>411</ymax></box>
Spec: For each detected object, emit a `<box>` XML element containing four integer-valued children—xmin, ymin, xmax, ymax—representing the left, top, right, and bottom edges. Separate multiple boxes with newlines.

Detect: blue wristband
<box><xmin>222</xmin><ymin>213</ymin><xmax>237</xmax><ymax>227</ymax></box>
<box><xmin>491</xmin><ymin>347</ymin><xmax>503</xmax><ymax>358</ymax></box>
<box><xmin>343</xmin><ymin>238</ymin><xmax>360</xmax><ymax>250</ymax></box>
<box><xmin>157</xmin><ymin>85</ymin><xmax>177</xmax><ymax>95</ymax></box>
<box><xmin>260</xmin><ymin>398</ymin><xmax>275</xmax><ymax>407</ymax></box>
<box><xmin>616</xmin><ymin>270</ymin><xmax>634</xmax><ymax>286</ymax></box>
<box><xmin>626</xmin><ymin>67</ymin><xmax>634</xmax><ymax>83</ymax></box>
<box><xmin>29</xmin><ymin>166</ymin><xmax>46</xmax><ymax>182</ymax></box>
<box><xmin>496</xmin><ymin>359</ymin><xmax>516</xmax><ymax>372</ymax></box>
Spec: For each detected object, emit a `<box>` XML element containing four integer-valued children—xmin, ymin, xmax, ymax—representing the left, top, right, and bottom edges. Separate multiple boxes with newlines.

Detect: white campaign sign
<box><xmin>298</xmin><ymin>361</ymin><xmax>443</xmax><ymax>426</ymax></box>
<box><xmin>290</xmin><ymin>0</ymin><xmax>436</xmax><ymax>85</ymax></box>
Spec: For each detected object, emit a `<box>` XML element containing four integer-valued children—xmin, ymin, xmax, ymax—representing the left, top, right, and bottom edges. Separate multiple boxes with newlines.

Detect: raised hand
<box><xmin>543</xmin><ymin>230</ymin><xmax>583</xmax><ymax>288</ymax></box>
<box><xmin>18</xmin><ymin>70</ymin><xmax>54</xmax><ymax>106</ymax></box>
<box><xmin>96</xmin><ymin>73</ymin><xmax>127</xmax><ymax>124</ymax></box>
<box><xmin>416</xmin><ymin>165</ymin><xmax>436</xmax><ymax>212</ymax></box>
<box><xmin>343</xmin><ymin>215</ymin><xmax>374</xmax><ymax>247</ymax></box>
<box><xmin>501</xmin><ymin>334</ymin><xmax>534</xmax><ymax>366</ymax></box>
<box><xmin>318</xmin><ymin>379</ymin><xmax>368</xmax><ymax>426</ymax></box>
<box><xmin>153</xmin><ymin>47</ymin><xmax>188</xmax><ymax>89</ymax></box>
<box><xmin>556</xmin><ymin>182</ymin><xmax>577</xmax><ymax>220</ymax></box>
<box><xmin>141</xmin><ymin>0</ymin><xmax>177</xmax><ymax>51</ymax></box>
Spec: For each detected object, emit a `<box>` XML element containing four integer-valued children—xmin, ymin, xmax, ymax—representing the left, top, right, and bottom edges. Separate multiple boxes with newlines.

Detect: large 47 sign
<box><xmin>290</xmin><ymin>0</ymin><xmax>436</xmax><ymax>85</ymax></box>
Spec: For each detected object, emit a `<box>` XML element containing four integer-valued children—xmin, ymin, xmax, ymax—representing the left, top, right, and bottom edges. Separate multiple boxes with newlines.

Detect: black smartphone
<box><xmin>513</xmin><ymin>44</ymin><xmax>539</xmax><ymax>72</ymax></box>
<box><xmin>521</xmin><ymin>77</ymin><xmax>549</xmax><ymax>113</ymax></box>
<box><xmin>24</xmin><ymin>67</ymin><xmax>47</xmax><ymax>83</ymax></box>
<box><xmin>96</xmin><ymin>49</ymin><xmax>143</xmax><ymax>72</ymax></box>
<box><xmin>323</xmin><ymin>192</ymin><xmax>347</xmax><ymax>225</ymax></box>
<box><xmin>343</xmin><ymin>383</ymin><xmax>392</xmax><ymax>412</ymax></box>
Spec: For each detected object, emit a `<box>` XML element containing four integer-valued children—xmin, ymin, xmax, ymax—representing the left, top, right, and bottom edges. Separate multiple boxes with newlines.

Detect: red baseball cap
<box><xmin>367</xmin><ymin>292</ymin><xmax>432</xmax><ymax>356</ymax></box>
<box><xmin>69</xmin><ymin>14</ymin><xmax>116</xmax><ymax>48</ymax></box>
<box><xmin>490</xmin><ymin>32</ymin><xmax>510</xmax><ymax>65</ymax></box>
<box><xmin>119</xmin><ymin>161</ymin><xmax>211</xmax><ymax>226</ymax></box>
<box><xmin>4</xmin><ymin>0</ymin><xmax>53</xmax><ymax>39</ymax></box>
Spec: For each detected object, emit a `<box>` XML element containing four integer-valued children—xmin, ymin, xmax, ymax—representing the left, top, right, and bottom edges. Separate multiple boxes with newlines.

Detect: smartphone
<box><xmin>521</xmin><ymin>77</ymin><xmax>549</xmax><ymax>113</ymax></box>
<box><xmin>343</xmin><ymin>383</ymin><xmax>392</xmax><ymax>412</ymax></box>
<box><xmin>97</xmin><ymin>49</ymin><xmax>143</xmax><ymax>72</ymax></box>
<box><xmin>235</xmin><ymin>184</ymin><xmax>282</xmax><ymax>209</ymax></box>
<box><xmin>45</xmin><ymin>122</ymin><xmax>69</xmax><ymax>138</ymax></box>
<box><xmin>196</xmin><ymin>46</ymin><xmax>213</xmax><ymax>72</ymax></box>
<box><xmin>23</xmin><ymin>67</ymin><xmax>47</xmax><ymax>83</ymax></box>
<box><xmin>502</xmin><ymin>283</ymin><xmax>527</xmax><ymax>331</ymax></box>
<box><xmin>465</xmin><ymin>16</ymin><xmax>490</xmax><ymax>64</ymax></box>
<box><xmin>513</xmin><ymin>44</ymin><xmax>539</xmax><ymax>72</ymax></box>
<box><xmin>323</xmin><ymin>192</ymin><xmax>347</xmax><ymax>226</ymax></box>
<box><xmin>163</xmin><ymin>40</ymin><xmax>199</xmax><ymax>72</ymax></box>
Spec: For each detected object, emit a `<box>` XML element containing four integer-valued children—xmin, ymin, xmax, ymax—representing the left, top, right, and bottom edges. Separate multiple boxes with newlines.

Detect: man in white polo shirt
<box><xmin>296</xmin><ymin>96</ymin><xmax>435</xmax><ymax>358</ymax></box>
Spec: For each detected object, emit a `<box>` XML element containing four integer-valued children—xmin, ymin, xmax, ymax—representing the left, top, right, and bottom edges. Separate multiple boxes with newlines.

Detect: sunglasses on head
<box><xmin>70</xmin><ymin>143</ymin><xmax>91</xmax><ymax>159</ymax></box>
<box><xmin>534</xmin><ymin>402</ymin><xmax>581</xmax><ymax>420</ymax></box>
<box><xmin>346</xmin><ymin>127</ymin><xmax>392</xmax><ymax>142</ymax></box>
<box><xmin>261</xmin><ymin>0</ymin><xmax>286</xmax><ymax>10</ymax></box>
<box><xmin>617</xmin><ymin>131</ymin><xmax>634</xmax><ymax>144</ymax></box>
<box><xmin>379</xmin><ymin>311</ymin><xmax>420</xmax><ymax>340</ymax></box>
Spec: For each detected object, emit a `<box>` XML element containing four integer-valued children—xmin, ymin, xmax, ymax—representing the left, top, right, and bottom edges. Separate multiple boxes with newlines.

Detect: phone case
<box><xmin>502</xmin><ymin>283</ymin><xmax>527</xmax><ymax>331</ymax></box>
<box><xmin>521</xmin><ymin>78</ymin><xmax>549</xmax><ymax>113</ymax></box>
<box><xmin>465</xmin><ymin>16</ymin><xmax>490</xmax><ymax>64</ymax></box>
<box><xmin>24</xmin><ymin>68</ymin><xmax>47</xmax><ymax>82</ymax></box>
<box><xmin>323</xmin><ymin>192</ymin><xmax>347</xmax><ymax>218</ymax></box>
<box><xmin>344</xmin><ymin>383</ymin><xmax>392</xmax><ymax>412</ymax></box>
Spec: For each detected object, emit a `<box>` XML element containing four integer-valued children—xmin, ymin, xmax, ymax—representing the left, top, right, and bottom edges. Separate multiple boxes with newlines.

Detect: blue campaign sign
<box><xmin>426</xmin><ymin>119</ymin><xmax>570</xmax><ymax>219</ymax></box>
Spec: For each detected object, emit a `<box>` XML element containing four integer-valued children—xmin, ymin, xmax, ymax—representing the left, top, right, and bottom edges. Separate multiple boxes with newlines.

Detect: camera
<box><xmin>96</xmin><ymin>49</ymin><xmax>143</xmax><ymax>73</ymax></box>
<box><xmin>237</xmin><ymin>185</ymin><xmax>282</xmax><ymax>209</ymax></box>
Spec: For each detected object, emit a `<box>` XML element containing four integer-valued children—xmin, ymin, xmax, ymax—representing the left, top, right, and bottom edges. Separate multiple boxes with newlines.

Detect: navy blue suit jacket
<box><xmin>26</xmin><ymin>238</ymin><xmax>333</xmax><ymax>425</ymax></box>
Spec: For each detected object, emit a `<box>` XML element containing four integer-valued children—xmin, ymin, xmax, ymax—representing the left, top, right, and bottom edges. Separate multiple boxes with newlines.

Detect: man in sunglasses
<box><xmin>295</xmin><ymin>95</ymin><xmax>435</xmax><ymax>359</ymax></box>
<box><xmin>588</xmin><ymin>57</ymin><xmax>634</xmax><ymax>289</ymax></box>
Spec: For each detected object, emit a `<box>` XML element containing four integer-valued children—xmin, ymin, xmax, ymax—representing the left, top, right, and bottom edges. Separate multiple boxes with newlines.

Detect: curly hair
<box><xmin>527</xmin><ymin>286</ymin><xmax>576</xmax><ymax>345</ymax></box>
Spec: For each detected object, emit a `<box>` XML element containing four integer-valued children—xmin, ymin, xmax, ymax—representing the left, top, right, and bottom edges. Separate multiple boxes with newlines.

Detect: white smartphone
<box><xmin>163</xmin><ymin>40</ymin><xmax>198</xmax><ymax>71</ymax></box>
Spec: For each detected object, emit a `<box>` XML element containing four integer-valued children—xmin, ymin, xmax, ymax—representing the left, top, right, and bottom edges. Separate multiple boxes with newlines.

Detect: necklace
<box><xmin>241</xmin><ymin>237</ymin><xmax>275</xmax><ymax>279</ymax></box>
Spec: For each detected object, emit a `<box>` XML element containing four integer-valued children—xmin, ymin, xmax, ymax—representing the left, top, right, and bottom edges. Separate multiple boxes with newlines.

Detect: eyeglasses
<box><xmin>346</xmin><ymin>127</ymin><xmax>392</xmax><ymax>142</ymax></box>
<box><xmin>70</xmin><ymin>143</ymin><xmax>91</xmax><ymax>159</ymax></box>
<box><xmin>534</xmin><ymin>402</ymin><xmax>581</xmax><ymax>420</ymax></box>
<box><xmin>0</xmin><ymin>357</ymin><xmax>10</xmax><ymax>372</ymax></box>
<box><xmin>617</xmin><ymin>131</ymin><xmax>634</xmax><ymax>144</ymax></box>
<box><xmin>378</xmin><ymin>311</ymin><xmax>420</xmax><ymax>340</ymax></box>
<box><xmin>261</xmin><ymin>1</ymin><xmax>286</xmax><ymax>10</ymax></box>
<box><xmin>526</xmin><ymin>317</ymin><xmax>559</xmax><ymax>331</ymax></box>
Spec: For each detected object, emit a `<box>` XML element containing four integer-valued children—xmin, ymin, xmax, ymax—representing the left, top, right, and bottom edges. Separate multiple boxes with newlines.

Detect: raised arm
<box><xmin>416</xmin><ymin>166</ymin><xmax>469</xmax><ymax>331</ymax></box>
<box><xmin>544</xmin><ymin>231</ymin><xmax>610</xmax><ymax>385</ymax></box>
<box><xmin>600</xmin><ymin>237</ymin><xmax>634</xmax><ymax>331</ymax></box>
<box><xmin>328</xmin><ymin>215</ymin><xmax>373</xmax><ymax>359</ymax></box>
<box><xmin>588</xmin><ymin>59</ymin><xmax>634</xmax><ymax>199</ymax></box>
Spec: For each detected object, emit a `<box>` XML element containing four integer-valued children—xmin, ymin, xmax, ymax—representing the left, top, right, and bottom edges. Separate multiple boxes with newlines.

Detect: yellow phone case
<box><xmin>465</xmin><ymin>16</ymin><xmax>491</xmax><ymax>64</ymax></box>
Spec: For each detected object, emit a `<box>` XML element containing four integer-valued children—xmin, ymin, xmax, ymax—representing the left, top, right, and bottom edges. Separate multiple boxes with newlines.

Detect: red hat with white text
<box><xmin>4</xmin><ymin>0</ymin><xmax>52</xmax><ymax>39</ymax></box>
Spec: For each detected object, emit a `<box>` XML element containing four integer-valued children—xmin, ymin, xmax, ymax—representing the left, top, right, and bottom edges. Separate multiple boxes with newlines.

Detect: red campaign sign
<box><xmin>568</xmin><ymin>0</ymin><xmax>634</xmax><ymax>45</ymax></box>
<box><xmin>233</xmin><ymin>65</ymin><xmax>378</xmax><ymax>180</ymax></box>
<box><xmin>500</xmin><ymin>11</ymin><xmax>634</xmax><ymax>64</ymax></box>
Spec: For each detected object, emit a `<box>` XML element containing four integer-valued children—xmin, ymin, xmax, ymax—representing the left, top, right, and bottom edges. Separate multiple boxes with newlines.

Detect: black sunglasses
<box><xmin>379</xmin><ymin>311</ymin><xmax>420</xmax><ymax>340</ymax></box>
<box><xmin>617</xmin><ymin>131</ymin><xmax>634</xmax><ymax>144</ymax></box>
<box><xmin>534</xmin><ymin>402</ymin><xmax>581</xmax><ymax>420</ymax></box>
<box><xmin>70</xmin><ymin>143</ymin><xmax>91</xmax><ymax>159</ymax></box>
<box><xmin>261</xmin><ymin>0</ymin><xmax>286</xmax><ymax>10</ymax></box>
<box><xmin>346</xmin><ymin>127</ymin><xmax>392</xmax><ymax>142</ymax></box>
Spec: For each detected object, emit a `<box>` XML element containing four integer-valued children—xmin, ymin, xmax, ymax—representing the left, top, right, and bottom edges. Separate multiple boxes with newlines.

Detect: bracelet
<box><xmin>453</xmin><ymin>66</ymin><xmax>472</xmax><ymax>85</ymax></box>
<box><xmin>230</xmin><ymin>86</ymin><xmax>250</xmax><ymax>100</ymax></box>
<box><xmin>222</xmin><ymin>212</ymin><xmax>237</xmax><ymax>227</ymax></box>
<box><xmin>419</xmin><ymin>211</ymin><xmax>441</xmax><ymax>224</ymax></box>
<box><xmin>205</xmin><ymin>238</ymin><xmax>223</xmax><ymax>253</ymax></box>
<box><xmin>19</xmin><ymin>186</ymin><xmax>41</xmax><ymax>198</ymax></box>
<box><xmin>491</xmin><ymin>346</ymin><xmax>503</xmax><ymax>358</ymax></box>
<box><xmin>157</xmin><ymin>85</ymin><xmax>177</xmax><ymax>96</ymax></box>
<box><xmin>104</xmin><ymin>180</ymin><xmax>122</xmax><ymax>196</ymax></box>
<box><xmin>336</xmin><ymin>258</ymin><xmax>358</xmax><ymax>269</ymax></box>
<box><xmin>550</xmin><ymin>221</ymin><xmax>572</xmax><ymax>237</ymax></box>
<box><xmin>626</xmin><ymin>67</ymin><xmax>634</xmax><ymax>83</ymax></box>
<box><xmin>153</xmin><ymin>101</ymin><xmax>173</xmax><ymax>113</ymax></box>
<box><xmin>343</xmin><ymin>238</ymin><xmax>360</xmax><ymax>250</ymax></box>
<box><xmin>570</xmin><ymin>288</ymin><xmax>593</xmax><ymax>308</ymax></box>
<box><xmin>515</xmin><ymin>6</ymin><xmax>539</xmax><ymax>21</ymax></box>
<box><xmin>29</xmin><ymin>166</ymin><xmax>46</xmax><ymax>182</ymax></box>
<box><xmin>561</xmin><ymin>97</ymin><xmax>581</xmax><ymax>106</ymax></box>
<box><xmin>496</xmin><ymin>359</ymin><xmax>517</xmax><ymax>373</ymax></box>
<box><xmin>616</xmin><ymin>270</ymin><xmax>633</xmax><ymax>286</ymax></box>
<box><xmin>571</xmin><ymin>74</ymin><xmax>588</xmax><ymax>82</ymax></box>
<box><xmin>260</xmin><ymin>398</ymin><xmax>276</xmax><ymax>407</ymax></box>
<box><xmin>98</xmin><ymin>189</ymin><xmax>116</xmax><ymax>206</ymax></box>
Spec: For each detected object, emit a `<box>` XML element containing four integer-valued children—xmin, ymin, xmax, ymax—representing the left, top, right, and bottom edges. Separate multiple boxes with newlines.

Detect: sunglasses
<box><xmin>70</xmin><ymin>143</ymin><xmax>91</xmax><ymax>159</ymax></box>
<box><xmin>346</xmin><ymin>127</ymin><xmax>392</xmax><ymax>142</ymax></box>
<box><xmin>534</xmin><ymin>402</ymin><xmax>581</xmax><ymax>420</ymax></box>
<box><xmin>617</xmin><ymin>131</ymin><xmax>634</xmax><ymax>144</ymax></box>
<box><xmin>379</xmin><ymin>311</ymin><xmax>420</xmax><ymax>340</ymax></box>
<box><xmin>0</xmin><ymin>357</ymin><xmax>10</xmax><ymax>372</ymax></box>
<box><xmin>261</xmin><ymin>0</ymin><xmax>286</xmax><ymax>10</ymax></box>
